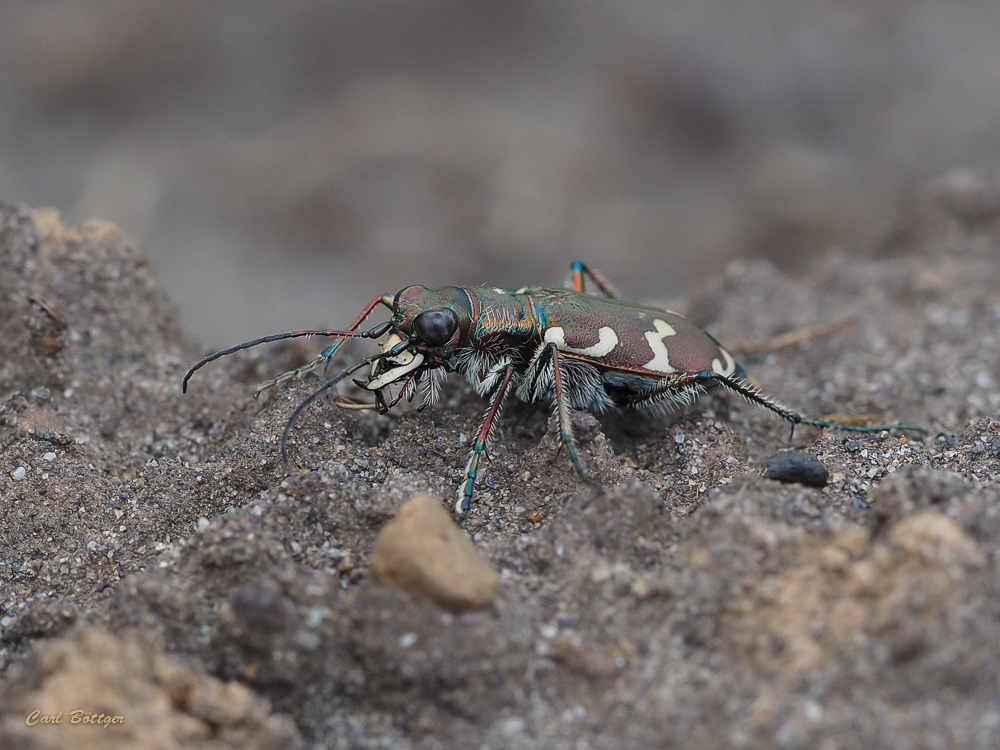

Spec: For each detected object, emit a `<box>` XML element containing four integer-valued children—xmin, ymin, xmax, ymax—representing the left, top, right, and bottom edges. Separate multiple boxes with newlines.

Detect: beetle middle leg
<box><xmin>548</xmin><ymin>344</ymin><xmax>600</xmax><ymax>488</ymax></box>
<box><xmin>524</xmin><ymin>342</ymin><xmax>601</xmax><ymax>492</ymax></box>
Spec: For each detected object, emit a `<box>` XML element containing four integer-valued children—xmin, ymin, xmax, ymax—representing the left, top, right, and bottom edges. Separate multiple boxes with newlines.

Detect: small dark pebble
<box><xmin>765</xmin><ymin>450</ymin><xmax>829</xmax><ymax>488</ymax></box>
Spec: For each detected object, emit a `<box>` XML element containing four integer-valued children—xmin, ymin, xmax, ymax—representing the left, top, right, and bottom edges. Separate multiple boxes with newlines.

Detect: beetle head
<box><xmin>362</xmin><ymin>286</ymin><xmax>471</xmax><ymax>392</ymax></box>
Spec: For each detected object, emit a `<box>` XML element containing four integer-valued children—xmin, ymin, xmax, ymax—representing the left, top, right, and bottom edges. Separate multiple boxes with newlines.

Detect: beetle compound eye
<box><xmin>414</xmin><ymin>309</ymin><xmax>459</xmax><ymax>346</ymax></box>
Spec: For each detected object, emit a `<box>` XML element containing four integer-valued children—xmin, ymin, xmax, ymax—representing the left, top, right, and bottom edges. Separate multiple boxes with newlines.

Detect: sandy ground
<box><xmin>1</xmin><ymin>171</ymin><xmax>1000</xmax><ymax>748</ymax></box>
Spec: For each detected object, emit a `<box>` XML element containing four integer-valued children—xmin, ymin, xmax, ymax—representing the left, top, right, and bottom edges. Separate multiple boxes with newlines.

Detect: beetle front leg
<box><xmin>457</xmin><ymin>363</ymin><xmax>516</xmax><ymax>519</ymax></box>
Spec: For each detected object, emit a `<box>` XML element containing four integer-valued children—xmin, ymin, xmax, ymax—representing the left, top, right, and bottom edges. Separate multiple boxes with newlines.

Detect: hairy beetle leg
<box><xmin>634</xmin><ymin>369</ymin><xmax>923</xmax><ymax>437</ymax></box>
<box><xmin>710</xmin><ymin>373</ymin><xmax>924</xmax><ymax>434</ymax></box>
<box><xmin>703</xmin><ymin>372</ymin><xmax>923</xmax><ymax>435</ymax></box>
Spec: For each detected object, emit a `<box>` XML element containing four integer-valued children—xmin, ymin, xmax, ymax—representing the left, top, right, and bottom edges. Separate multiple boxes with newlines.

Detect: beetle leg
<box><xmin>549</xmin><ymin>344</ymin><xmax>600</xmax><ymax>489</ymax></box>
<box><xmin>703</xmin><ymin>373</ymin><xmax>922</xmax><ymax>433</ymax></box>
<box><xmin>457</xmin><ymin>363</ymin><xmax>516</xmax><ymax>519</ymax></box>
<box><xmin>638</xmin><ymin>370</ymin><xmax>923</xmax><ymax>435</ymax></box>
<box><xmin>569</xmin><ymin>261</ymin><xmax>618</xmax><ymax>298</ymax></box>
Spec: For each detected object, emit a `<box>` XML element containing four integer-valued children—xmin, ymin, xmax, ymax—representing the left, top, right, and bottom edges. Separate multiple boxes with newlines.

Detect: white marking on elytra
<box><xmin>642</xmin><ymin>319</ymin><xmax>678</xmax><ymax>373</ymax></box>
<box><xmin>543</xmin><ymin>326</ymin><xmax>618</xmax><ymax>357</ymax></box>
<box><xmin>712</xmin><ymin>347</ymin><xmax>737</xmax><ymax>377</ymax></box>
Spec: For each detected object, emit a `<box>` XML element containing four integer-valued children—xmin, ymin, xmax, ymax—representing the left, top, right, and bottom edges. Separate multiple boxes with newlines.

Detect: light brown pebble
<box><xmin>369</xmin><ymin>494</ymin><xmax>498</xmax><ymax>610</ymax></box>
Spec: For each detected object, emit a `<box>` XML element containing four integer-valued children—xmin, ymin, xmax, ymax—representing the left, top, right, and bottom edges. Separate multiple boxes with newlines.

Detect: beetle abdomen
<box><xmin>535</xmin><ymin>293</ymin><xmax>739</xmax><ymax>379</ymax></box>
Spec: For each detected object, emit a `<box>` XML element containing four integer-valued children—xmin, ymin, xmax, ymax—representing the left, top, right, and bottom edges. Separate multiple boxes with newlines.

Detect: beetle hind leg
<box><xmin>640</xmin><ymin>370</ymin><xmax>923</xmax><ymax>436</ymax></box>
<box><xmin>710</xmin><ymin>373</ymin><xmax>923</xmax><ymax>434</ymax></box>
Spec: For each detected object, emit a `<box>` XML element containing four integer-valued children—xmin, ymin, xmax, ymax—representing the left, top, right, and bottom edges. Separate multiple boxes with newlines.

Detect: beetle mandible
<box><xmin>183</xmin><ymin>261</ymin><xmax>919</xmax><ymax>518</ymax></box>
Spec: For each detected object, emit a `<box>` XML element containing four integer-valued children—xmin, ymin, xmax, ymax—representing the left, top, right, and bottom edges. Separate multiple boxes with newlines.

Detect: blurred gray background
<box><xmin>2</xmin><ymin>0</ymin><xmax>998</xmax><ymax>348</ymax></box>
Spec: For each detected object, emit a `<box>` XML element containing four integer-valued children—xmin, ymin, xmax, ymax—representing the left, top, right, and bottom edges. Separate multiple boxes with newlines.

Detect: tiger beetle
<box><xmin>183</xmin><ymin>261</ymin><xmax>921</xmax><ymax>519</ymax></box>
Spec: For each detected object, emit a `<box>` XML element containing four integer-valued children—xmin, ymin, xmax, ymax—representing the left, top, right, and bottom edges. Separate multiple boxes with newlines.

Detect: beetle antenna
<box><xmin>183</xmin><ymin>326</ymin><xmax>389</xmax><ymax>393</ymax></box>
<box><xmin>280</xmin><ymin>340</ymin><xmax>411</xmax><ymax>461</ymax></box>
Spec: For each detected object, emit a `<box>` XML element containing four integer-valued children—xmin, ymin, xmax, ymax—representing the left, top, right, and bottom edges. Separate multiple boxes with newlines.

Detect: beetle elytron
<box><xmin>183</xmin><ymin>262</ymin><xmax>918</xmax><ymax>518</ymax></box>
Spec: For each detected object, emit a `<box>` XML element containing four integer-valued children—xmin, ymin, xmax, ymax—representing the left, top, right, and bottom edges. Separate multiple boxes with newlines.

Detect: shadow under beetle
<box><xmin>183</xmin><ymin>261</ymin><xmax>920</xmax><ymax>518</ymax></box>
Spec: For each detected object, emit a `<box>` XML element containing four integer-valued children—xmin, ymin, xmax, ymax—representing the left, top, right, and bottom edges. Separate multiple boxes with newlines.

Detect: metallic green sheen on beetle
<box><xmin>183</xmin><ymin>262</ymin><xmax>918</xmax><ymax>518</ymax></box>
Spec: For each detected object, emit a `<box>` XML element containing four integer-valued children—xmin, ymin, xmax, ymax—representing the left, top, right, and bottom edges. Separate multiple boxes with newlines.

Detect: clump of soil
<box><xmin>2</xmin><ymin>171</ymin><xmax>1000</xmax><ymax>749</ymax></box>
